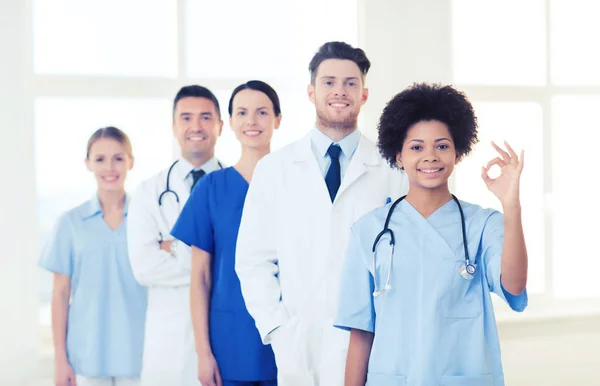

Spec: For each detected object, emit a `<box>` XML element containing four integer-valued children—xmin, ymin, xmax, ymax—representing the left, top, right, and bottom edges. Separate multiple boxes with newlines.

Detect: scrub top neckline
<box><xmin>90</xmin><ymin>194</ymin><xmax>128</xmax><ymax>233</ymax></box>
<box><xmin>230</xmin><ymin>166</ymin><xmax>250</xmax><ymax>187</ymax></box>
<box><xmin>402</xmin><ymin>197</ymin><xmax>456</xmax><ymax>221</ymax></box>
<box><xmin>100</xmin><ymin>215</ymin><xmax>125</xmax><ymax>233</ymax></box>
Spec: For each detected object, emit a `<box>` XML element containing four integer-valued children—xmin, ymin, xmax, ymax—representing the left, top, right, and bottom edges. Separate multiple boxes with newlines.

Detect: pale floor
<box><xmin>29</xmin><ymin>303</ymin><xmax>600</xmax><ymax>386</ymax></box>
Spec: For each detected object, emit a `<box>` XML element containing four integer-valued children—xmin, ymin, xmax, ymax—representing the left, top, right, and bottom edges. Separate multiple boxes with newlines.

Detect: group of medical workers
<box><xmin>39</xmin><ymin>41</ymin><xmax>528</xmax><ymax>386</ymax></box>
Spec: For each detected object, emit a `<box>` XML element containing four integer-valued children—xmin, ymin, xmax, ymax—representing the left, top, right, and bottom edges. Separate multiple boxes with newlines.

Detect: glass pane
<box><xmin>552</xmin><ymin>96</ymin><xmax>600</xmax><ymax>297</ymax></box>
<box><xmin>550</xmin><ymin>0</ymin><xmax>600</xmax><ymax>85</ymax></box>
<box><xmin>185</xmin><ymin>0</ymin><xmax>295</xmax><ymax>79</ymax></box>
<box><xmin>213</xmin><ymin>85</ymin><xmax>315</xmax><ymax>166</ymax></box>
<box><xmin>33</xmin><ymin>0</ymin><xmax>177</xmax><ymax>77</ymax></box>
<box><xmin>453</xmin><ymin>102</ymin><xmax>545</xmax><ymax>293</ymax></box>
<box><xmin>452</xmin><ymin>0</ymin><xmax>546</xmax><ymax>85</ymax></box>
<box><xmin>288</xmin><ymin>0</ymin><xmax>359</xmax><ymax>76</ymax></box>
<box><xmin>35</xmin><ymin>98</ymin><xmax>173</xmax><ymax>215</ymax></box>
<box><xmin>35</xmin><ymin>97</ymin><xmax>173</xmax><ymax>321</ymax></box>
<box><xmin>213</xmin><ymin>91</ymin><xmax>241</xmax><ymax>167</ymax></box>
<box><xmin>271</xmin><ymin>86</ymin><xmax>316</xmax><ymax>148</ymax></box>
<box><xmin>185</xmin><ymin>0</ymin><xmax>358</xmax><ymax>79</ymax></box>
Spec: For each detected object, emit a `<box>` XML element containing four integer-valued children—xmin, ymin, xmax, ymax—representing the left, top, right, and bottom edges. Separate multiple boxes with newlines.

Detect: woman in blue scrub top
<box><xmin>334</xmin><ymin>83</ymin><xmax>528</xmax><ymax>386</ymax></box>
<box><xmin>39</xmin><ymin>127</ymin><xmax>147</xmax><ymax>386</ymax></box>
<box><xmin>171</xmin><ymin>80</ymin><xmax>281</xmax><ymax>386</ymax></box>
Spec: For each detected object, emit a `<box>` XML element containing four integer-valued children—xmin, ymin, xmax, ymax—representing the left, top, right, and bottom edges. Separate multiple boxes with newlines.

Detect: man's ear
<box><xmin>307</xmin><ymin>84</ymin><xmax>316</xmax><ymax>104</ymax></box>
<box><xmin>361</xmin><ymin>87</ymin><xmax>369</xmax><ymax>105</ymax></box>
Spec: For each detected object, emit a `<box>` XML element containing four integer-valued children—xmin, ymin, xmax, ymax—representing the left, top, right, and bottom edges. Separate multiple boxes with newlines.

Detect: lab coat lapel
<box><xmin>172</xmin><ymin>165</ymin><xmax>191</xmax><ymax>207</ymax></box>
<box><xmin>159</xmin><ymin>164</ymin><xmax>190</xmax><ymax>231</ymax></box>
<box><xmin>335</xmin><ymin>134</ymin><xmax>380</xmax><ymax>202</ymax></box>
<box><xmin>291</xmin><ymin>135</ymin><xmax>333</xmax><ymax>208</ymax></box>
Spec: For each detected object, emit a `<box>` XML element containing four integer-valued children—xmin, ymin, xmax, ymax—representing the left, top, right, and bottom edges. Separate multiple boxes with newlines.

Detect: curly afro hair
<box><xmin>377</xmin><ymin>83</ymin><xmax>479</xmax><ymax>169</ymax></box>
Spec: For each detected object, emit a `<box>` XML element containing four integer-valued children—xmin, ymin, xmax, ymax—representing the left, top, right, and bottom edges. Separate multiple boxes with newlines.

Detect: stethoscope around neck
<box><xmin>371</xmin><ymin>194</ymin><xmax>476</xmax><ymax>297</ymax></box>
<box><xmin>158</xmin><ymin>159</ymin><xmax>224</xmax><ymax>207</ymax></box>
<box><xmin>158</xmin><ymin>160</ymin><xmax>181</xmax><ymax>207</ymax></box>
<box><xmin>156</xmin><ymin>159</ymin><xmax>223</xmax><ymax>242</ymax></box>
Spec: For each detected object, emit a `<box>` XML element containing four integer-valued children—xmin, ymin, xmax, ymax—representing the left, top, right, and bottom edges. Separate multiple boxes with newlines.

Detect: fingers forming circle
<box><xmin>486</xmin><ymin>157</ymin><xmax>506</xmax><ymax>171</ymax></box>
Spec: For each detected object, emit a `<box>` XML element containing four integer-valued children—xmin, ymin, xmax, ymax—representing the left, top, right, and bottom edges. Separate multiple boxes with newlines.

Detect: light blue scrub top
<box><xmin>334</xmin><ymin>199</ymin><xmax>527</xmax><ymax>386</ymax></box>
<box><xmin>171</xmin><ymin>167</ymin><xmax>277</xmax><ymax>381</ymax></box>
<box><xmin>39</xmin><ymin>195</ymin><xmax>147</xmax><ymax>378</ymax></box>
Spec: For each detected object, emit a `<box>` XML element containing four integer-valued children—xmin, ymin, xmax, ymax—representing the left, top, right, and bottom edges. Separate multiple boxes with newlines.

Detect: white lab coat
<box><xmin>127</xmin><ymin>161</ymin><xmax>199</xmax><ymax>386</ymax></box>
<box><xmin>235</xmin><ymin>133</ymin><xmax>408</xmax><ymax>386</ymax></box>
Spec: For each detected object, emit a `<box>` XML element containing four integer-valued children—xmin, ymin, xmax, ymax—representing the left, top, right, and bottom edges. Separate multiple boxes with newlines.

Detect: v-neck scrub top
<box><xmin>39</xmin><ymin>195</ymin><xmax>147</xmax><ymax>377</ymax></box>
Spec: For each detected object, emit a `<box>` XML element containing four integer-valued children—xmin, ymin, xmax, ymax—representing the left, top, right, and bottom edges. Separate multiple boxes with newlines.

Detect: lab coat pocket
<box><xmin>365</xmin><ymin>373</ymin><xmax>407</xmax><ymax>386</ymax></box>
<box><xmin>441</xmin><ymin>374</ymin><xmax>494</xmax><ymax>386</ymax></box>
<box><xmin>270</xmin><ymin>317</ymin><xmax>310</xmax><ymax>374</ymax></box>
<box><xmin>444</xmin><ymin>260</ymin><xmax>483</xmax><ymax>319</ymax></box>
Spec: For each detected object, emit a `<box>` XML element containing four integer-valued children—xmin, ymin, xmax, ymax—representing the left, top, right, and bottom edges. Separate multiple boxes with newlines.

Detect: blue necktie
<box><xmin>190</xmin><ymin>169</ymin><xmax>205</xmax><ymax>190</ymax></box>
<box><xmin>325</xmin><ymin>144</ymin><xmax>342</xmax><ymax>202</ymax></box>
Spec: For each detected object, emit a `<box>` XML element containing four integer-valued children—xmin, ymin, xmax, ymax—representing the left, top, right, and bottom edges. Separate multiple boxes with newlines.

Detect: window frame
<box><xmin>451</xmin><ymin>0</ymin><xmax>600</xmax><ymax>302</ymax></box>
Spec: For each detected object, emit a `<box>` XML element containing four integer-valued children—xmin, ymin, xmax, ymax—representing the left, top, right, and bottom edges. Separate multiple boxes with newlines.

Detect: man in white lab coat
<box><xmin>235</xmin><ymin>42</ymin><xmax>408</xmax><ymax>386</ymax></box>
<box><xmin>127</xmin><ymin>85</ymin><xmax>223</xmax><ymax>386</ymax></box>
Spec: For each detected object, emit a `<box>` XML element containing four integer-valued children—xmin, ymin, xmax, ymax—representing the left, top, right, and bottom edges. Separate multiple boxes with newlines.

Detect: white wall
<box><xmin>503</xmin><ymin>333</ymin><xmax>600</xmax><ymax>385</ymax></box>
<box><xmin>500</xmin><ymin>314</ymin><xmax>600</xmax><ymax>385</ymax></box>
<box><xmin>358</xmin><ymin>0</ymin><xmax>453</xmax><ymax>140</ymax></box>
<box><xmin>0</xmin><ymin>0</ymin><xmax>41</xmax><ymax>384</ymax></box>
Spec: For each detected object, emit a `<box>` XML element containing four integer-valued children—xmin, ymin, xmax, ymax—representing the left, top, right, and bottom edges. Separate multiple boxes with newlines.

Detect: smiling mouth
<box><xmin>329</xmin><ymin>102</ymin><xmax>350</xmax><ymax>108</ymax></box>
<box><xmin>243</xmin><ymin>130</ymin><xmax>262</xmax><ymax>136</ymax></box>
<box><xmin>188</xmin><ymin>135</ymin><xmax>207</xmax><ymax>142</ymax></box>
<box><xmin>102</xmin><ymin>176</ymin><xmax>119</xmax><ymax>182</ymax></box>
<box><xmin>418</xmin><ymin>168</ymin><xmax>443</xmax><ymax>174</ymax></box>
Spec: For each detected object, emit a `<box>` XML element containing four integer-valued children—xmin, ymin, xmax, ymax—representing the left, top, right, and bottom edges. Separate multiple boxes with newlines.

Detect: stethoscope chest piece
<box><xmin>373</xmin><ymin>283</ymin><xmax>391</xmax><ymax>297</ymax></box>
<box><xmin>459</xmin><ymin>262</ymin><xmax>476</xmax><ymax>280</ymax></box>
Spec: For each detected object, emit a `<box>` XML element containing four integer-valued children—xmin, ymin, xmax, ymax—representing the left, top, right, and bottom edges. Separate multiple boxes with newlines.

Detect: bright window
<box><xmin>35</xmin><ymin>97</ymin><xmax>172</xmax><ymax>224</ymax></box>
<box><xmin>185</xmin><ymin>0</ymin><xmax>358</xmax><ymax>79</ymax></box>
<box><xmin>452</xmin><ymin>0</ymin><xmax>600</xmax><ymax>299</ymax></box>
<box><xmin>551</xmin><ymin>95</ymin><xmax>600</xmax><ymax>298</ymax></box>
<box><xmin>33</xmin><ymin>0</ymin><xmax>177</xmax><ymax>77</ymax></box>
<box><xmin>550</xmin><ymin>0</ymin><xmax>600</xmax><ymax>86</ymax></box>
<box><xmin>452</xmin><ymin>0</ymin><xmax>546</xmax><ymax>86</ymax></box>
<box><xmin>453</xmin><ymin>102</ymin><xmax>545</xmax><ymax>293</ymax></box>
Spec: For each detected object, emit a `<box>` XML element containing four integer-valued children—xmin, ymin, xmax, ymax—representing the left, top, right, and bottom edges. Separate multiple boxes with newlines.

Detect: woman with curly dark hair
<box><xmin>334</xmin><ymin>83</ymin><xmax>529</xmax><ymax>386</ymax></box>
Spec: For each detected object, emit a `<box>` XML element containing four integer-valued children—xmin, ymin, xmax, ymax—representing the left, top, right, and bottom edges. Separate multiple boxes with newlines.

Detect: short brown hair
<box><xmin>308</xmin><ymin>41</ymin><xmax>371</xmax><ymax>85</ymax></box>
